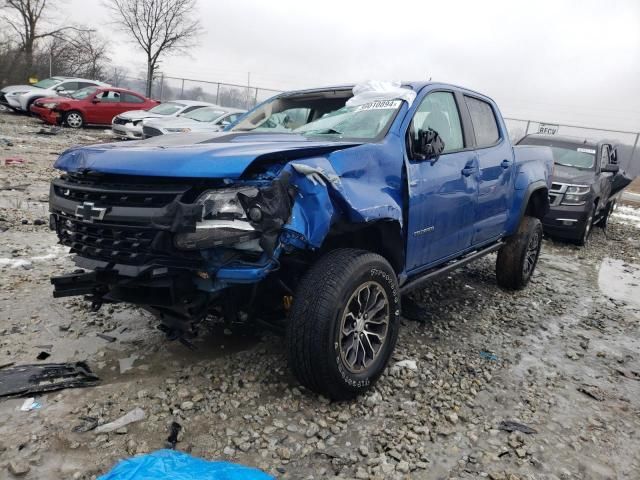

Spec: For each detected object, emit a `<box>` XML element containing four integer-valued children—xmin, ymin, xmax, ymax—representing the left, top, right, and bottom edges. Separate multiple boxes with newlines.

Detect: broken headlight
<box><xmin>174</xmin><ymin>187</ymin><xmax>261</xmax><ymax>250</ymax></box>
<box><xmin>561</xmin><ymin>185</ymin><xmax>590</xmax><ymax>206</ymax></box>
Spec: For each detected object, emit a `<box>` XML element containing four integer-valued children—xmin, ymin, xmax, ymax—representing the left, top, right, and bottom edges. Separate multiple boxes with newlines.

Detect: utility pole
<box><xmin>247</xmin><ymin>72</ymin><xmax>251</xmax><ymax>108</ymax></box>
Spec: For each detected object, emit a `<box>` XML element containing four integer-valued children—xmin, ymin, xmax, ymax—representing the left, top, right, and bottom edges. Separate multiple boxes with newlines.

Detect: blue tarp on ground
<box><xmin>98</xmin><ymin>450</ymin><xmax>274</xmax><ymax>480</ymax></box>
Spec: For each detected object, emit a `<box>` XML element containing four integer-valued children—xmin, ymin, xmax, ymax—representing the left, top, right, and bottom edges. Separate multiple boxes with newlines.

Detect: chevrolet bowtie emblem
<box><xmin>75</xmin><ymin>202</ymin><xmax>108</xmax><ymax>222</ymax></box>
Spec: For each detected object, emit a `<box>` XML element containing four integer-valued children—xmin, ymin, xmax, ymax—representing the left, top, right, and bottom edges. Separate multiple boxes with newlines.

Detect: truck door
<box><xmin>463</xmin><ymin>95</ymin><xmax>514</xmax><ymax>244</ymax></box>
<box><xmin>598</xmin><ymin>144</ymin><xmax>613</xmax><ymax>211</ymax></box>
<box><xmin>405</xmin><ymin>90</ymin><xmax>479</xmax><ymax>272</ymax></box>
<box><xmin>88</xmin><ymin>90</ymin><xmax>123</xmax><ymax>124</ymax></box>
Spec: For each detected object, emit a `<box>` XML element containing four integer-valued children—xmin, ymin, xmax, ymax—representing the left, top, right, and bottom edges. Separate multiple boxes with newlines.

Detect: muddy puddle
<box><xmin>598</xmin><ymin>257</ymin><xmax>640</xmax><ymax>308</ymax></box>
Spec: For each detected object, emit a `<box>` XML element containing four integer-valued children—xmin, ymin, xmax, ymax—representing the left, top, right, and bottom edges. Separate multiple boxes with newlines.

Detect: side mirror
<box><xmin>91</xmin><ymin>97</ymin><xmax>100</xmax><ymax>103</ymax></box>
<box><xmin>602</xmin><ymin>163</ymin><xmax>619</xmax><ymax>173</ymax></box>
<box><xmin>54</xmin><ymin>86</ymin><xmax>64</xmax><ymax>92</ymax></box>
<box><xmin>414</xmin><ymin>128</ymin><xmax>445</xmax><ymax>163</ymax></box>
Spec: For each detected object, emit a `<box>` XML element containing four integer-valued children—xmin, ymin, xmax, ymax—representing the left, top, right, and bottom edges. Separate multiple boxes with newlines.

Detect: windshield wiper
<box><xmin>301</xmin><ymin>128</ymin><xmax>343</xmax><ymax>135</ymax></box>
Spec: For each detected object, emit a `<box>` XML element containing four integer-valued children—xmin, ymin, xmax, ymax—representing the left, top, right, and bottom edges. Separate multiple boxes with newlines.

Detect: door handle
<box><xmin>501</xmin><ymin>159</ymin><xmax>512</xmax><ymax>169</ymax></box>
<box><xmin>461</xmin><ymin>165</ymin><xmax>475</xmax><ymax>177</ymax></box>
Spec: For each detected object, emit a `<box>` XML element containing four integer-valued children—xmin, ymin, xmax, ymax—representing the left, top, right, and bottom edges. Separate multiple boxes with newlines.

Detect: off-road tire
<box><xmin>287</xmin><ymin>248</ymin><xmax>400</xmax><ymax>400</ymax></box>
<box><xmin>496</xmin><ymin>216</ymin><xmax>543</xmax><ymax>290</ymax></box>
<box><xmin>64</xmin><ymin>111</ymin><xmax>84</xmax><ymax>128</ymax></box>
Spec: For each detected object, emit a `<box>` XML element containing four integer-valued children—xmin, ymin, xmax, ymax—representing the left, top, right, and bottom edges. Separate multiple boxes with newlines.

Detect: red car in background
<box><xmin>30</xmin><ymin>86</ymin><xmax>159</xmax><ymax>128</ymax></box>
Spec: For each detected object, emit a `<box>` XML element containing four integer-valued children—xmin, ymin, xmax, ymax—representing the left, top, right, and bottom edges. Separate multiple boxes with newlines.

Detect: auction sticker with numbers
<box><xmin>355</xmin><ymin>100</ymin><xmax>402</xmax><ymax>111</ymax></box>
<box><xmin>577</xmin><ymin>148</ymin><xmax>596</xmax><ymax>154</ymax></box>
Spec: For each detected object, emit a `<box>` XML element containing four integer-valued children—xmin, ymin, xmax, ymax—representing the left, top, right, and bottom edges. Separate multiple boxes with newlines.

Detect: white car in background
<box><xmin>111</xmin><ymin>100</ymin><xmax>216</xmax><ymax>139</ymax></box>
<box><xmin>142</xmin><ymin>105</ymin><xmax>245</xmax><ymax>138</ymax></box>
<box><xmin>0</xmin><ymin>76</ymin><xmax>108</xmax><ymax>112</ymax></box>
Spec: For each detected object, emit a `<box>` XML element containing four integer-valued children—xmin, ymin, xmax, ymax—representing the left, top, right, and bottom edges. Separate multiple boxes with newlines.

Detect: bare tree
<box><xmin>1</xmin><ymin>0</ymin><xmax>91</xmax><ymax>75</ymax></box>
<box><xmin>105</xmin><ymin>0</ymin><xmax>202</xmax><ymax>97</ymax></box>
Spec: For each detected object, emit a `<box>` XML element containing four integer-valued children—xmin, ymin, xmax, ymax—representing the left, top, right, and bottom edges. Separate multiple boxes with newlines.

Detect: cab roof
<box><xmin>521</xmin><ymin>134</ymin><xmax>603</xmax><ymax>149</ymax></box>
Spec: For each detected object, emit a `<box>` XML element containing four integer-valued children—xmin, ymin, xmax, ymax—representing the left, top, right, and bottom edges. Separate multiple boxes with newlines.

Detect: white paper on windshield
<box><xmin>355</xmin><ymin>100</ymin><xmax>402</xmax><ymax>112</ymax></box>
<box><xmin>577</xmin><ymin>148</ymin><xmax>596</xmax><ymax>154</ymax></box>
<box><xmin>346</xmin><ymin>80</ymin><xmax>416</xmax><ymax>108</ymax></box>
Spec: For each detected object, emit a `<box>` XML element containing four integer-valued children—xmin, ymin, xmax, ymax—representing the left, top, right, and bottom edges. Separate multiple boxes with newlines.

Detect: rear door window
<box><xmin>122</xmin><ymin>93</ymin><xmax>144</xmax><ymax>103</ymax></box>
<box><xmin>464</xmin><ymin>96</ymin><xmax>500</xmax><ymax>147</ymax></box>
<box><xmin>58</xmin><ymin>82</ymin><xmax>79</xmax><ymax>91</ymax></box>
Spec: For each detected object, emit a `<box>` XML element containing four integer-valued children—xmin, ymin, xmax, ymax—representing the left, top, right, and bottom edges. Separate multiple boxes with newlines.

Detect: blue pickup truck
<box><xmin>49</xmin><ymin>82</ymin><xmax>553</xmax><ymax>399</ymax></box>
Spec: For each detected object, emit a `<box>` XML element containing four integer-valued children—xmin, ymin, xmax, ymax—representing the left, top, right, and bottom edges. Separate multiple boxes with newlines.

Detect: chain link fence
<box><xmin>504</xmin><ymin>117</ymin><xmax>640</xmax><ymax>176</ymax></box>
<box><xmin>112</xmin><ymin>75</ymin><xmax>282</xmax><ymax>111</ymax></box>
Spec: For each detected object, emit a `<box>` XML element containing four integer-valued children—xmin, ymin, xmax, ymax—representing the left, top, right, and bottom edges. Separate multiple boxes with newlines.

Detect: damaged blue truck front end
<box><xmin>50</xmin><ymin>82</ymin><xmax>553</xmax><ymax>399</ymax></box>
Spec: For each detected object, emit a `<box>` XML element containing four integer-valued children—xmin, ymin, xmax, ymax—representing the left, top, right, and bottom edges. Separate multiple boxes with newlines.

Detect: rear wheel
<box><xmin>64</xmin><ymin>111</ymin><xmax>84</xmax><ymax>128</ymax></box>
<box><xmin>287</xmin><ymin>248</ymin><xmax>400</xmax><ymax>400</ymax></box>
<box><xmin>496</xmin><ymin>216</ymin><xmax>543</xmax><ymax>290</ymax></box>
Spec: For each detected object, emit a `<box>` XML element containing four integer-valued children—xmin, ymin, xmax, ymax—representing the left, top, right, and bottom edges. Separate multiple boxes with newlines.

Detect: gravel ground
<box><xmin>1</xmin><ymin>112</ymin><xmax>639</xmax><ymax>480</ymax></box>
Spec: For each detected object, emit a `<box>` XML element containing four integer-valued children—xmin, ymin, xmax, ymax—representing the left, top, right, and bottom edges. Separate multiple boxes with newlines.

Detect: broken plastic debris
<box><xmin>36</xmin><ymin>351</ymin><xmax>51</xmax><ymax>361</ymax></box>
<box><xmin>4</xmin><ymin>157</ymin><xmax>26</xmax><ymax>166</ymax></box>
<box><xmin>20</xmin><ymin>398</ymin><xmax>42</xmax><ymax>411</ymax></box>
<box><xmin>0</xmin><ymin>362</ymin><xmax>99</xmax><ymax>397</ymax></box>
<box><xmin>166</xmin><ymin>421</ymin><xmax>182</xmax><ymax>449</ymax></box>
<box><xmin>480</xmin><ymin>351</ymin><xmax>499</xmax><ymax>362</ymax></box>
<box><xmin>346</xmin><ymin>80</ymin><xmax>416</xmax><ymax>108</ymax></box>
<box><xmin>394</xmin><ymin>359</ymin><xmax>418</xmax><ymax>371</ymax></box>
<box><xmin>95</xmin><ymin>407</ymin><xmax>146</xmax><ymax>434</ymax></box>
<box><xmin>73</xmin><ymin>416</ymin><xmax>99</xmax><ymax>433</ymax></box>
<box><xmin>498</xmin><ymin>420</ymin><xmax>538</xmax><ymax>434</ymax></box>
<box><xmin>97</xmin><ymin>333</ymin><xmax>117</xmax><ymax>343</ymax></box>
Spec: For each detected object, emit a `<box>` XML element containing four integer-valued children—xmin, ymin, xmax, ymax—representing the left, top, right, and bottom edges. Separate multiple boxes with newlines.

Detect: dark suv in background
<box><xmin>517</xmin><ymin>134</ymin><xmax>631</xmax><ymax>244</ymax></box>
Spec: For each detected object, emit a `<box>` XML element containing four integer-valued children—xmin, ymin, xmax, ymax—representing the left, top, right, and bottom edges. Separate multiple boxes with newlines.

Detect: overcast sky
<box><xmin>65</xmin><ymin>0</ymin><xmax>640</xmax><ymax>132</ymax></box>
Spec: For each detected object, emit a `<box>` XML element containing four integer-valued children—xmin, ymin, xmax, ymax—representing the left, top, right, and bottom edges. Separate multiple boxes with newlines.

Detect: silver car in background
<box><xmin>111</xmin><ymin>100</ymin><xmax>216</xmax><ymax>139</ymax></box>
<box><xmin>0</xmin><ymin>76</ymin><xmax>108</xmax><ymax>112</ymax></box>
<box><xmin>142</xmin><ymin>105</ymin><xmax>245</xmax><ymax>138</ymax></box>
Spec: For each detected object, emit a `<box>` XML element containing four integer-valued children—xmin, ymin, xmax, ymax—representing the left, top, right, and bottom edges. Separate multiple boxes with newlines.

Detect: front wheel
<box><xmin>64</xmin><ymin>111</ymin><xmax>84</xmax><ymax>128</ymax></box>
<box><xmin>577</xmin><ymin>204</ymin><xmax>595</xmax><ymax>246</ymax></box>
<box><xmin>597</xmin><ymin>200</ymin><xmax>615</xmax><ymax>230</ymax></box>
<box><xmin>287</xmin><ymin>249</ymin><xmax>400</xmax><ymax>400</ymax></box>
<box><xmin>496</xmin><ymin>216</ymin><xmax>543</xmax><ymax>290</ymax></box>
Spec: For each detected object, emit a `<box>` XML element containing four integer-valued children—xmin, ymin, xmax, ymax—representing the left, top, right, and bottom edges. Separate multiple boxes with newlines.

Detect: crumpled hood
<box><xmin>117</xmin><ymin>110</ymin><xmax>161</xmax><ymax>122</ymax></box>
<box><xmin>54</xmin><ymin>132</ymin><xmax>362</xmax><ymax>178</ymax></box>
<box><xmin>552</xmin><ymin>164</ymin><xmax>596</xmax><ymax>185</ymax></box>
<box><xmin>144</xmin><ymin>116</ymin><xmax>211</xmax><ymax>130</ymax></box>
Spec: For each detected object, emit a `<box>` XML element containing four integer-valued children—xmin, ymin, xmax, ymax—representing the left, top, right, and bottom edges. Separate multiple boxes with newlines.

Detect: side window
<box><xmin>97</xmin><ymin>91</ymin><xmax>121</xmax><ymax>103</ymax></box>
<box><xmin>122</xmin><ymin>93</ymin><xmax>144</xmax><ymax>103</ymax></box>
<box><xmin>410</xmin><ymin>91</ymin><xmax>464</xmax><ymax>153</ymax></box>
<box><xmin>263</xmin><ymin>107</ymin><xmax>310</xmax><ymax>130</ymax></box>
<box><xmin>58</xmin><ymin>82</ymin><xmax>79</xmax><ymax>91</ymax></box>
<box><xmin>78</xmin><ymin>82</ymin><xmax>96</xmax><ymax>89</ymax></box>
<box><xmin>226</xmin><ymin>114</ymin><xmax>240</xmax><ymax>123</ymax></box>
<box><xmin>600</xmin><ymin>145</ymin><xmax>610</xmax><ymax>168</ymax></box>
<box><xmin>464</xmin><ymin>96</ymin><xmax>500</xmax><ymax>147</ymax></box>
<box><xmin>182</xmin><ymin>106</ymin><xmax>201</xmax><ymax>114</ymax></box>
